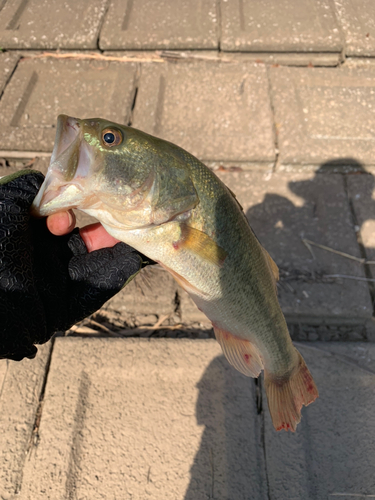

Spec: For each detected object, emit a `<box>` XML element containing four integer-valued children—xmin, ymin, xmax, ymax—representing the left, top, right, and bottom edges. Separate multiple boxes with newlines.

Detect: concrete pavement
<box><xmin>1</xmin><ymin>0</ymin><xmax>375</xmax><ymax>498</ymax></box>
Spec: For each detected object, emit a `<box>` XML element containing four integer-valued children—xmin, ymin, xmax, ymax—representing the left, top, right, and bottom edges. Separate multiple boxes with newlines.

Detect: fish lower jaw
<box><xmin>32</xmin><ymin>183</ymin><xmax>86</xmax><ymax>216</ymax></box>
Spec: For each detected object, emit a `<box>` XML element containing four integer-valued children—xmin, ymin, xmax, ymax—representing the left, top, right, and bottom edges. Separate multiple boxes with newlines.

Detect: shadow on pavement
<box><xmin>186</xmin><ymin>159</ymin><xmax>375</xmax><ymax>498</ymax></box>
<box><xmin>184</xmin><ymin>356</ymin><xmax>265</xmax><ymax>500</ymax></box>
<box><xmin>245</xmin><ymin>158</ymin><xmax>375</xmax><ymax>339</ymax></box>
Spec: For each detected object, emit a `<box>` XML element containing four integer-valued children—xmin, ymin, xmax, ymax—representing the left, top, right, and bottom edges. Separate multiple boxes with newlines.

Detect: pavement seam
<box><xmin>256</xmin><ymin>377</ymin><xmax>272</xmax><ymax>500</ymax></box>
<box><xmin>0</xmin><ymin>50</ymin><xmax>21</xmax><ymax>103</ymax></box>
<box><xmin>265</xmin><ymin>65</ymin><xmax>279</xmax><ymax>173</ymax></box>
<box><xmin>215</xmin><ymin>0</ymin><xmax>222</xmax><ymax>51</ymax></box>
<box><xmin>127</xmin><ymin>63</ymin><xmax>141</xmax><ymax>127</ymax></box>
<box><xmin>95</xmin><ymin>0</ymin><xmax>111</xmax><ymax>52</ymax></box>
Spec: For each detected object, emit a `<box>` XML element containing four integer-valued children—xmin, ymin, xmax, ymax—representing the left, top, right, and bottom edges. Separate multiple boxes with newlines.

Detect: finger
<box><xmin>79</xmin><ymin>223</ymin><xmax>120</xmax><ymax>252</ymax></box>
<box><xmin>46</xmin><ymin>210</ymin><xmax>76</xmax><ymax>235</ymax></box>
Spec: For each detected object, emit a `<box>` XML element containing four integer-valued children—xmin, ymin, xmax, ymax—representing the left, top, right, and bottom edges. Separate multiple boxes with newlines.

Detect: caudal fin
<box><xmin>264</xmin><ymin>350</ymin><xmax>318</xmax><ymax>432</ymax></box>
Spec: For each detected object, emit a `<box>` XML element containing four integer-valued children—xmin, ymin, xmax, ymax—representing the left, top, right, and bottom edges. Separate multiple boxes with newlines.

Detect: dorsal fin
<box><xmin>226</xmin><ymin>186</ymin><xmax>244</xmax><ymax>211</ymax></box>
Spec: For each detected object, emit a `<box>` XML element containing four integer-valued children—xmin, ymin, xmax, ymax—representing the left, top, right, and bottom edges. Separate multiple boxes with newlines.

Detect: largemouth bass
<box><xmin>32</xmin><ymin>115</ymin><xmax>318</xmax><ymax>431</ymax></box>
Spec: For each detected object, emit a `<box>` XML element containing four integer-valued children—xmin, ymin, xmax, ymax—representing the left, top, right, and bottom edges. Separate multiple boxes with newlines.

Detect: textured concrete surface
<box><xmin>133</xmin><ymin>62</ymin><xmax>275</xmax><ymax>167</ymax></box>
<box><xmin>269</xmin><ymin>66</ymin><xmax>375</xmax><ymax>169</ymax></box>
<box><xmin>0</xmin><ymin>58</ymin><xmax>137</xmax><ymax>152</ymax></box>
<box><xmin>334</xmin><ymin>0</ymin><xmax>375</xmax><ymax>56</ymax></box>
<box><xmin>216</xmin><ymin>170</ymin><xmax>373</xmax><ymax>325</ymax></box>
<box><xmin>4</xmin><ymin>340</ymin><xmax>375</xmax><ymax>499</ymax></box>
<box><xmin>99</xmin><ymin>0</ymin><xmax>218</xmax><ymax>50</ymax></box>
<box><xmin>0</xmin><ymin>344</ymin><xmax>51</xmax><ymax>499</ymax></box>
<box><xmin>0</xmin><ymin>0</ymin><xmax>108</xmax><ymax>49</ymax></box>
<box><xmin>17</xmin><ymin>338</ymin><xmax>267</xmax><ymax>500</ymax></box>
<box><xmin>221</xmin><ymin>0</ymin><xmax>343</xmax><ymax>52</ymax></box>
<box><xmin>264</xmin><ymin>342</ymin><xmax>375</xmax><ymax>499</ymax></box>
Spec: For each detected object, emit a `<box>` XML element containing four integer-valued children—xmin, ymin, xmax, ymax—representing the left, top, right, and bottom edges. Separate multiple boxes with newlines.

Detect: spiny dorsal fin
<box><xmin>226</xmin><ymin>186</ymin><xmax>244</xmax><ymax>211</ymax></box>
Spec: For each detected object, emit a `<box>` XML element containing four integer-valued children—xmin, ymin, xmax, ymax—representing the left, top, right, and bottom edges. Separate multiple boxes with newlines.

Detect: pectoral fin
<box><xmin>179</xmin><ymin>224</ymin><xmax>228</xmax><ymax>267</ymax></box>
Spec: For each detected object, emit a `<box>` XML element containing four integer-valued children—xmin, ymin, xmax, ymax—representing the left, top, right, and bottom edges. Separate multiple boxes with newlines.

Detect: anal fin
<box><xmin>214</xmin><ymin>327</ymin><xmax>264</xmax><ymax>378</ymax></box>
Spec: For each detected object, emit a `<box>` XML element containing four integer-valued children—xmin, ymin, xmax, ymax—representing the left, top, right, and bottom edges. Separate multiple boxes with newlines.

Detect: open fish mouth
<box><xmin>31</xmin><ymin>115</ymin><xmax>92</xmax><ymax>216</ymax></box>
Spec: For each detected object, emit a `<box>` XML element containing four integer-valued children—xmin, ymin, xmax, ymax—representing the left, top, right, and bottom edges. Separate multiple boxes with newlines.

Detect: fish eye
<box><xmin>101</xmin><ymin>128</ymin><xmax>123</xmax><ymax>147</ymax></box>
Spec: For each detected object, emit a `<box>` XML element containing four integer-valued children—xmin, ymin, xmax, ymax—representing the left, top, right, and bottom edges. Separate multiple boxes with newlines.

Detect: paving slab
<box><xmin>133</xmin><ymin>62</ymin><xmax>275</xmax><ymax>167</ymax></box>
<box><xmin>263</xmin><ymin>342</ymin><xmax>375</xmax><ymax>499</ymax></box>
<box><xmin>0</xmin><ymin>343</ymin><xmax>51</xmax><ymax>499</ymax></box>
<box><xmin>0</xmin><ymin>57</ymin><xmax>137</xmax><ymax>152</ymax></box>
<box><xmin>17</xmin><ymin>337</ymin><xmax>267</xmax><ymax>500</ymax></box>
<box><xmin>333</xmin><ymin>0</ymin><xmax>375</xmax><ymax>56</ymax></box>
<box><xmin>220</xmin><ymin>0</ymin><xmax>343</xmax><ymax>53</ymax></box>
<box><xmin>99</xmin><ymin>0</ymin><xmax>218</xmax><ymax>50</ymax></box>
<box><xmin>215</xmin><ymin>170</ymin><xmax>372</xmax><ymax>325</ymax></box>
<box><xmin>0</xmin><ymin>0</ymin><xmax>108</xmax><ymax>49</ymax></box>
<box><xmin>269</xmin><ymin>66</ymin><xmax>375</xmax><ymax>169</ymax></box>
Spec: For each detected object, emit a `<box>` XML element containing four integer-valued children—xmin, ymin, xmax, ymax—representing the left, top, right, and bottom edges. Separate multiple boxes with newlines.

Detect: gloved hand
<box><xmin>0</xmin><ymin>170</ymin><xmax>147</xmax><ymax>361</ymax></box>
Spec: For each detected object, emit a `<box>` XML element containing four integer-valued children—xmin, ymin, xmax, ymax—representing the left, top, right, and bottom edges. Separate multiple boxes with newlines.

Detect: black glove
<box><xmin>0</xmin><ymin>170</ymin><xmax>147</xmax><ymax>361</ymax></box>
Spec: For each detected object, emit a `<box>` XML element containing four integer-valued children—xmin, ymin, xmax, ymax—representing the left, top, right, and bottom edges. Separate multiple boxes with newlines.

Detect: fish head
<box><xmin>32</xmin><ymin>115</ymin><xmax>198</xmax><ymax>229</ymax></box>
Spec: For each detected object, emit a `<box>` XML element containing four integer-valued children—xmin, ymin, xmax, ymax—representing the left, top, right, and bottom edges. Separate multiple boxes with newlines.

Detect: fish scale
<box><xmin>32</xmin><ymin>114</ymin><xmax>318</xmax><ymax>432</ymax></box>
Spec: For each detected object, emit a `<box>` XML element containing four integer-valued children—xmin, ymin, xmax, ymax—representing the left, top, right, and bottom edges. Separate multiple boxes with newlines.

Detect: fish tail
<box><xmin>264</xmin><ymin>349</ymin><xmax>318</xmax><ymax>432</ymax></box>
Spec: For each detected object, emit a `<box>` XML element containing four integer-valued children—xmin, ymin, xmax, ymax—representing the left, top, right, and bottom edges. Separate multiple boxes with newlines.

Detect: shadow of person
<box><xmin>184</xmin><ymin>356</ymin><xmax>266</xmax><ymax>500</ymax></box>
<box><xmin>185</xmin><ymin>158</ymin><xmax>374</xmax><ymax>499</ymax></box>
<box><xmin>244</xmin><ymin>158</ymin><xmax>374</xmax><ymax>334</ymax></box>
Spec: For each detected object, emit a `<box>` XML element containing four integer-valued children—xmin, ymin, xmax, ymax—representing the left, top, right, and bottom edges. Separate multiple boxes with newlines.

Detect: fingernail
<box><xmin>66</xmin><ymin>211</ymin><xmax>74</xmax><ymax>228</ymax></box>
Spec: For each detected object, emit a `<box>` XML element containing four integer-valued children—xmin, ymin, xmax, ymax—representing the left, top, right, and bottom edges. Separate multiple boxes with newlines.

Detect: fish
<box><xmin>32</xmin><ymin>114</ymin><xmax>318</xmax><ymax>431</ymax></box>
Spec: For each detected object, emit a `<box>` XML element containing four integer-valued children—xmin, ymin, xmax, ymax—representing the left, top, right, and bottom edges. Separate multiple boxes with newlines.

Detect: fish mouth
<box><xmin>31</xmin><ymin>115</ymin><xmax>92</xmax><ymax>216</ymax></box>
